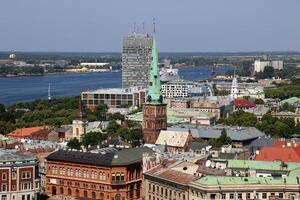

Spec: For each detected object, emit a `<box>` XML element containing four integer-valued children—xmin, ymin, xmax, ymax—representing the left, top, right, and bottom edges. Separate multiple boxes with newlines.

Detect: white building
<box><xmin>254</xmin><ymin>60</ymin><xmax>283</xmax><ymax>73</ymax></box>
<box><xmin>162</xmin><ymin>79</ymin><xmax>213</xmax><ymax>98</ymax></box>
<box><xmin>230</xmin><ymin>76</ymin><xmax>239</xmax><ymax>99</ymax></box>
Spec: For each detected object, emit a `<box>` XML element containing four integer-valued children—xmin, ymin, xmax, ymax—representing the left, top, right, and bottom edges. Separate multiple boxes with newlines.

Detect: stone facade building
<box><xmin>0</xmin><ymin>150</ymin><xmax>40</xmax><ymax>200</ymax></box>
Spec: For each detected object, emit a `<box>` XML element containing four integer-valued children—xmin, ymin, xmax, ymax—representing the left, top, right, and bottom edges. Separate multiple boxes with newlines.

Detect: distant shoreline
<box><xmin>0</xmin><ymin>70</ymin><xmax>121</xmax><ymax>78</ymax></box>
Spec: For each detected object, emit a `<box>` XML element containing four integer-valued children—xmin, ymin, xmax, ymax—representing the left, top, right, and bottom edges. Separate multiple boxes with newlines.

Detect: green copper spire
<box><xmin>147</xmin><ymin>18</ymin><xmax>163</xmax><ymax>103</ymax></box>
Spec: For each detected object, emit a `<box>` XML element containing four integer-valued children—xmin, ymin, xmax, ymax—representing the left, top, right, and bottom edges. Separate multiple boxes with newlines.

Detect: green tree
<box><xmin>223</xmin><ymin>110</ymin><xmax>257</xmax><ymax>127</ymax></box>
<box><xmin>108</xmin><ymin>112</ymin><xmax>125</xmax><ymax>122</ymax></box>
<box><xmin>67</xmin><ymin>138</ymin><xmax>81</xmax><ymax>150</ymax></box>
<box><xmin>116</xmin><ymin>128</ymin><xmax>131</xmax><ymax>141</ymax></box>
<box><xmin>280</xmin><ymin>102</ymin><xmax>296</xmax><ymax>112</ymax></box>
<box><xmin>105</xmin><ymin>120</ymin><xmax>120</xmax><ymax>136</ymax></box>
<box><xmin>209</xmin><ymin>129</ymin><xmax>232</xmax><ymax>147</ymax></box>
<box><xmin>81</xmin><ymin>131</ymin><xmax>107</xmax><ymax>148</ymax></box>
<box><xmin>254</xmin><ymin>98</ymin><xmax>265</xmax><ymax>105</ymax></box>
<box><xmin>93</xmin><ymin>104</ymin><xmax>108</xmax><ymax>121</ymax></box>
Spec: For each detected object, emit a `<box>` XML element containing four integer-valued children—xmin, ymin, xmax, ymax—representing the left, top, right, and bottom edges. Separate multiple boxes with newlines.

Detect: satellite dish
<box><xmin>205</xmin><ymin>160</ymin><xmax>211</xmax><ymax>167</ymax></box>
<box><xmin>211</xmin><ymin>161</ymin><xmax>216</xmax><ymax>168</ymax></box>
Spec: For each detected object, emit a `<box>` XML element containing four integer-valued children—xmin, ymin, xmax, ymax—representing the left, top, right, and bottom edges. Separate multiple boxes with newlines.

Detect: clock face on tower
<box><xmin>147</xmin><ymin>108</ymin><xmax>153</xmax><ymax>115</ymax></box>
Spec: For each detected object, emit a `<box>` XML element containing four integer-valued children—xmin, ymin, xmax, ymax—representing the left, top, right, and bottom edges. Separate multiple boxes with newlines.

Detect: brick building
<box><xmin>0</xmin><ymin>150</ymin><xmax>40</xmax><ymax>200</ymax></box>
<box><xmin>45</xmin><ymin>147</ymin><xmax>153</xmax><ymax>200</ymax></box>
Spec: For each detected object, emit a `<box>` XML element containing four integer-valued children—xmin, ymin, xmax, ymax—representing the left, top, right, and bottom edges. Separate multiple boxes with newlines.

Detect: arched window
<box><xmin>92</xmin><ymin>192</ymin><xmax>96</xmax><ymax>199</ymax></box>
<box><xmin>68</xmin><ymin>188</ymin><xmax>71</xmax><ymax>196</ymax></box>
<box><xmin>75</xmin><ymin>189</ymin><xmax>79</xmax><ymax>197</ymax></box>
<box><xmin>60</xmin><ymin>187</ymin><xmax>64</xmax><ymax>195</ymax></box>
<box><xmin>100</xmin><ymin>192</ymin><xmax>104</xmax><ymax>200</ymax></box>
<box><xmin>52</xmin><ymin>186</ymin><xmax>56</xmax><ymax>195</ymax></box>
<box><xmin>84</xmin><ymin>190</ymin><xmax>88</xmax><ymax>198</ymax></box>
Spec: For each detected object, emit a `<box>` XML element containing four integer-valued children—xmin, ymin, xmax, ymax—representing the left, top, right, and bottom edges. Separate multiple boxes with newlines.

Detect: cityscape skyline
<box><xmin>0</xmin><ymin>0</ymin><xmax>300</xmax><ymax>52</ymax></box>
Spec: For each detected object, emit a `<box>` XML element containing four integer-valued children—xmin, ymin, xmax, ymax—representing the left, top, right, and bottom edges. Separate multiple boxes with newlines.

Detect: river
<box><xmin>0</xmin><ymin>66</ymin><xmax>229</xmax><ymax>105</ymax></box>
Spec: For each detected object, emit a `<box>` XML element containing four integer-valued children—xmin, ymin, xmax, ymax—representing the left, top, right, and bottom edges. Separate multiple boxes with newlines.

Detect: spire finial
<box><xmin>153</xmin><ymin>17</ymin><xmax>156</xmax><ymax>33</ymax></box>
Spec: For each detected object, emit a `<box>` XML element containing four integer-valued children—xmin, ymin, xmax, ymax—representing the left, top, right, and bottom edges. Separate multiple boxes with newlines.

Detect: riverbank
<box><xmin>0</xmin><ymin>66</ymin><xmax>229</xmax><ymax>105</ymax></box>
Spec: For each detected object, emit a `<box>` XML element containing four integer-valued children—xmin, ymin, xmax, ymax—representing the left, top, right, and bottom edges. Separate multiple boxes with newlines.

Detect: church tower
<box><xmin>142</xmin><ymin>19</ymin><xmax>167</xmax><ymax>144</ymax></box>
<box><xmin>72</xmin><ymin>98</ymin><xmax>88</xmax><ymax>140</ymax></box>
<box><xmin>230</xmin><ymin>69</ymin><xmax>239</xmax><ymax>99</ymax></box>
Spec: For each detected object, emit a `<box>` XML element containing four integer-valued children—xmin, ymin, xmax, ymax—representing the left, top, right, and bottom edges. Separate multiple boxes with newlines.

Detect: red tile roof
<box><xmin>234</xmin><ymin>98</ymin><xmax>255</xmax><ymax>109</ymax></box>
<box><xmin>8</xmin><ymin>126</ymin><xmax>49</xmax><ymax>138</ymax></box>
<box><xmin>157</xmin><ymin>169</ymin><xmax>197</xmax><ymax>184</ymax></box>
<box><xmin>254</xmin><ymin>146</ymin><xmax>300</xmax><ymax>162</ymax></box>
<box><xmin>273</xmin><ymin>140</ymin><xmax>299</xmax><ymax>148</ymax></box>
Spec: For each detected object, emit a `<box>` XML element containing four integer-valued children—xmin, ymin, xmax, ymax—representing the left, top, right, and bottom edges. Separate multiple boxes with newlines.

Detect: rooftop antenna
<box><xmin>134</xmin><ymin>22</ymin><xmax>137</xmax><ymax>35</ymax></box>
<box><xmin>48</xmin><ymin>83</ymin><xmax>51</xmax><ymax>100</ymax></box>
<box><xmin>153</xmin><ymin>17</ymin><xmax>156</xmax><ymax>33</ymax></box>
<box><xmin>137</xmin><ymin>23</ymin><xmax>140</xmax><ymax>34</ymax></box>
<box><xmin>142</xmin><ymin>22</ymin><xmax>145</xmax><ymax>34</ymax></box>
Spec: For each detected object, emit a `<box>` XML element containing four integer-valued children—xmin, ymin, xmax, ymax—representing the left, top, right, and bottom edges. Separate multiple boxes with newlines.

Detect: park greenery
<box><xmin>0</xmin><ymin>66</ymin><xmax>44</xmax><ymax>76</ymax></box>
<box><xmin>265</xmin><ymin>79</ymin><xmax>300</xmax><ymax>100</ymax></box>
<box><xmin>223</xmin><ymin>110</ymin><xmax>300</xmax><ymax>138</ymax></box>
<box><xmin>0</xmin><ymin>97</ymin><xmax>143</xmax><ymax>148</ymax></box>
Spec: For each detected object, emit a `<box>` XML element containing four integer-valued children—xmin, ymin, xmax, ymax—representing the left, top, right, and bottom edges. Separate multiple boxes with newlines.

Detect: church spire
<box><xmin>76</xmin><ymin>97</ymin><xmax>86</xmax><ymax>120</ymax></box>
<box><xmin>147</xmin><ymin>18</ymin><xmax>162</xmax><ymax>103</ymax></box>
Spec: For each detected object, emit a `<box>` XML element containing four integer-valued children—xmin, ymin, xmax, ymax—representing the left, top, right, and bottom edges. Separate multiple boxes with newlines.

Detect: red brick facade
<box><xmin>142</xmin><ymin>103</ymin><xmax>167</xmax><ymax>144</ymax></box>
<box><xmin>46</xmin><ymin>161</ymin><xmax>143</xmax><ymax>200</ymax></box>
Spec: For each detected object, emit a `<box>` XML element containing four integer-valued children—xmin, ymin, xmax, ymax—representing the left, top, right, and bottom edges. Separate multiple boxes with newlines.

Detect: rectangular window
<box><xmin>238</xmin><ymin>193</ymin><xmax>242</xmax><ymax>199</ymax></box>
<box><xmin>1</xmin><ymin>195</ymin><xmax>7</xmax><ymax>200</ymax></box>
<box><xmin>27</xmin><ymin>194</ymin><xmax>30</xmax><ymax>200</ymax></box>
<box><xmin>221</xmin><ymin>194</ymin><xmax>226</xmax><ymax>199</ymax></box>
<box><xmin>2</xmin><ymin>173</ymin><xmax>6</xmax><ymax>180</ymax></box>
<box><xmin>22</xmin><ymin>171</ymin><xmax>31</xmax><ymax>179</ymax></box>
<box><xmin>262</xmin><ymin>193</ymin><xmax>267</xmax><ymax>199</ymax></box>
<box><xmin>246</xmin><ymin>193</ymin><xmax>251</xmax><ymax>199</ymax></box>
<box><xmin>2</xmin><ymin>184</ymin><xmax>7</xmax><ymax>191</ymax></box>
<box><xmin>230</xmin><ymin>193</ymin><xmax>234</xmax><ymax>199</ymax></box>
<box><xmin>22</xmin><ymin>195</ymin><xmax>25</xmax><ymax>200</ymax></box>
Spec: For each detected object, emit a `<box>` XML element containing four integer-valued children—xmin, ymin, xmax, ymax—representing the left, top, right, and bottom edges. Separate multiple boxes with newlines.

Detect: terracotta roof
<box><xmin>8</xmin><ymin>126</ymin><xmax>49</xmax><ymax>138</ymax></box>
<box><xmin>234</xmin><ymin>98</ymin><xmax>255</xmax><ymax>109</ymax></box>
<box><xmin>254</xmin><ymin>146</ymin><xmax>300</xmax><ymax>162</ymax></box>
<box><xmin>273</xmin><ymin>140</ymin><xmax>299</xmax><ymax>147</ymax></box>
<box><xmin>157</xmin><ymin>169</ymin><xmax>197</xmax><ymax>184</ymax></box>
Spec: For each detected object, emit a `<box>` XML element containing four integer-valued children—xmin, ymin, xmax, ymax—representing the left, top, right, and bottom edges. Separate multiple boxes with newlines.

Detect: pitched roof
<box><xmin>169</xmin><ymin>125</ymin><xmax>264</xmax><ymax>141</ymax></box>
<box><xmin>46</xmin><ymin>147</ymin><xmax>153</xmax><ymax>166</ymax></box>
<box><xmin>151</xmin><ymin>169</ymin><xmax>197</xmax><ymax>185</ymax></box>
<box><xmin>234</xmin><ymin>98</ymin><xmax>255</xmax><ymax>109</ymax></box>
<box><xmin>254</xmin><ymin>146</ymin><xmax>300</xmax><ymax>162</ymax></box>
<box><xmin>155</xmin><ymin>130</ymin><xmax>190</xmax><ymax>147</ymax></box>
<box><xmin>8</xmin><ymin>126</ymin><xmax>49</xmax><ymax>138</ymax></box>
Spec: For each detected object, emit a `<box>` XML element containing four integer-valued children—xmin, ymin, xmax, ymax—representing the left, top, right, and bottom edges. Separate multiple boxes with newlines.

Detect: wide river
<box><xmin>0</xmin><ymin>67</ymin><xmax>229</xmax><ymax>105</ymax></box>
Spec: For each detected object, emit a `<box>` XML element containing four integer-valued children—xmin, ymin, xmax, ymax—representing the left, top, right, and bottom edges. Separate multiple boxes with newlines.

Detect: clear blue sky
<box><xmin>0</xmin><ymin>0</ymin><xmax>299</xmax><ymax>52</ymax></box>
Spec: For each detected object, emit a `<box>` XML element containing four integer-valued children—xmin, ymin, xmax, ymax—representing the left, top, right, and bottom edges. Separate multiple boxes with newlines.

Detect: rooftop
<box><xmin>155</xmin><ymin>130</ymin><xmax>190</xmax><ymax>147</ymax></box>
<box><xmin>8</xmin><ymin>126</ymin><xmax>49</xmax><ymax>138</ymax></box>
<box><xmin>83</xmin><ymin>86</ymin><xmax>146</xmax><ymax>94</ymax></box>
<box><xmin>168</xmin><ymin>125</ymin><xmax>264</xmax><ymax>141</ymax></box>
<box><xmin>0</xmin><ymin>149</ymin><xmax>36</xmax><ymax>163</ymax></box>
<box><xmin>193</xmin><ymin>175</ymin><xmax>300</xmax><ymax>186</ymax></box>
<box><xmin>226</xmin><ymin>159</ymin><xmax>300</xmax><ymax>172</ymax></box>
<box><xmin>46</xmin><ymin>147</ymin><xmax>153</xmax><ymax>166</ymax></box>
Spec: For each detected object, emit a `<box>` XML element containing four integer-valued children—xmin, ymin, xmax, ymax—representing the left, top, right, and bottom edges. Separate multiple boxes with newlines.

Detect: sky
<box><xmin>0</xmin><ymin>0</ymin><xmax>300</xmax><ymax>52</ymax></box>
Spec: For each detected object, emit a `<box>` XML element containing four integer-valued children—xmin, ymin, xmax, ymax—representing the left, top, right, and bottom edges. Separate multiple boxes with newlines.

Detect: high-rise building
<box><xmin>122</xmin><ymin>33</ymin><xmax>152</xmax><ymax>88</ymax></box>
<box><xmin>142</xmin><ymin>23</ymin><xmax>167</xmax><ymax>144</ymax></box>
